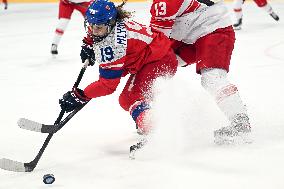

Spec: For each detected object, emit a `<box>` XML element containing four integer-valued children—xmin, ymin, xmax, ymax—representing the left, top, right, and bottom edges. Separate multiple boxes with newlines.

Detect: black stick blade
<box><xmin>0</xmin><ymin>158</ymin><xmax>26</xmax><ymax>172</ymax></box>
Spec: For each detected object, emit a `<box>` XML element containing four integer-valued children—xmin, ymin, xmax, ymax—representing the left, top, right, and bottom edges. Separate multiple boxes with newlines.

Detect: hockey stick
<box><xmin>0</xmin><ymin>60</ymin><xmax>89</xmax><ymax>172</ymax></box>
<box><xmin>18</xmin><ymin>104</ymin><xmax>86</xmax><ymax>134</ymax></box>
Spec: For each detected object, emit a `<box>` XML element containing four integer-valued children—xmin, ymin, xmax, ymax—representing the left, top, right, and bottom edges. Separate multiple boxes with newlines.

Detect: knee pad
<box><xmin>118</xmin><ymin>93</ymin><xmax>130</xmax><ymax>111</ymax></box>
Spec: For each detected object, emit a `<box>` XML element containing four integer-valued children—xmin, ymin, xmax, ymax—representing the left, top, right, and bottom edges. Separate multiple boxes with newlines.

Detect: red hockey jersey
<box><xmin>150</xmin><ymin>0</ymin><xmax>232</xmax><ymax>44</ymax></box>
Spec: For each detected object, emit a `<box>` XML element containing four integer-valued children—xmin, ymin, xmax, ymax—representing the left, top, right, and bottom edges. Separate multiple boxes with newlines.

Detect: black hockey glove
<box><xmin>59</xmin><ymin>88</ymin><xmax>91</xmax><ymax>113</ymax></box>
<box><xmin>80</xmin><ymin>44</ymin><xmax>96</xmax><ymax>66</ymax></box>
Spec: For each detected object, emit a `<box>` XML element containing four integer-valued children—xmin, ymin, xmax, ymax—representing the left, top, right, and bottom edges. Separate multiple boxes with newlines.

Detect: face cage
<box><xmin>84</xmin><ymin>19</ymin><xmax>114</xmax><ymax>43</ymax></box>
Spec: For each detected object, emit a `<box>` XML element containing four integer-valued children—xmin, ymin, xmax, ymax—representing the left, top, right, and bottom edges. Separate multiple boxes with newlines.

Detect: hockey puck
<box><xmin>43</xmin><ymin>174</ymin><xmax>55</xmax><ymax>184</ymax></box>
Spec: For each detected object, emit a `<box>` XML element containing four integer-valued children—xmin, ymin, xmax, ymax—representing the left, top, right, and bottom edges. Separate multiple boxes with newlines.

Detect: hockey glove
<box><xmin>59</xmin><ymin>88</ymin><xmax>91</xmax><ymax>113</ymax></box>
<box><xmin>80</xmin><ymin>44</ymin><xmax>96</xmax><ymax>66</ymax></box>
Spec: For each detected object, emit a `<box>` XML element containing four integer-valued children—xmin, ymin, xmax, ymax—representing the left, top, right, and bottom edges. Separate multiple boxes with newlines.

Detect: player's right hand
<box><xmin>80</xmin><ymin>44</ymin><xmax>96</xmax><ymax>66</ymax></box>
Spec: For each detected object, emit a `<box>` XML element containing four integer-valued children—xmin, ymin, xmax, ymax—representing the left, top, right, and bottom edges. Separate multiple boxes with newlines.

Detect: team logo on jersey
<box><xmin>105</xmin><ymin>5</ymin><xmax>110</xmax><ymax>10</ymax></box>
<box><xmin>89</xmin><ymin>8</ymin><xmax>98</xmax><ymax>15</ymax></box>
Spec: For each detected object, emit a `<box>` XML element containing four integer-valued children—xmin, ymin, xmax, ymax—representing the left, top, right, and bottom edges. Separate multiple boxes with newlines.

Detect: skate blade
<box><xmin>214</xmin><ymin>133</ymin><xmax>253</xmax><ymax>145</ymax></box>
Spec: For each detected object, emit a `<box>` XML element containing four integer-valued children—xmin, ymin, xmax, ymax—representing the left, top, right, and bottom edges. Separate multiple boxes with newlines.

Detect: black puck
<box><xmin>43</xmin><ymin>174</ymin><xmax>55</xmax><ymax>184</ymax></box>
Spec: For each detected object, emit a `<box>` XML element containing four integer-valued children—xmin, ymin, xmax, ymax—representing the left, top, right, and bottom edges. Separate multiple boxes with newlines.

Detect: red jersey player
<box><xmin>59</xmin><ymin>0</ymin><xmax>178</xmax><ymax>154</ymax></box>
<box><xmin>233</xmin><ymin>0</ymin><xmax>279</xmax><ymax>30</ymax></box>
<box><xmin>150</xmin><ymin>0</ymin><xmax>251</xmax><ymax>144</ymax></box>
<box><xmin>51</xmin><ymin>0</ymin><xmax>91</xmax><ymax>55</ymax></box>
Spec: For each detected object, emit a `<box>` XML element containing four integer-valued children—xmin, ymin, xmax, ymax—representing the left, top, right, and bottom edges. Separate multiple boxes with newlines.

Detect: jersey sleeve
<box><xmin>122</xmin><ymin>21</ymin><xmax>172</xmax><ymax>73</ymax></box>
<box><xmin>150</xmin><ymin>0</ymin><xmax>184</xmax><ymax>36</ymax></box>
<box><xmin>83</xmin><ymin>66</ymin><xmax>123</xmax><ymax>98</ymax></box>
<box><xmin>150</xmin><ymin>1</ymin><xmax>174</xmax><ymax>37</ymax></box>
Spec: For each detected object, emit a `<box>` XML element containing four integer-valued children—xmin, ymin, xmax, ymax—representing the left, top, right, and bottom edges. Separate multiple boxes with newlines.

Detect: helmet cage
<box><xmin>84</xmin><ymin>18</ymin><xmax>115</xmax><ymax>42</ymax></box>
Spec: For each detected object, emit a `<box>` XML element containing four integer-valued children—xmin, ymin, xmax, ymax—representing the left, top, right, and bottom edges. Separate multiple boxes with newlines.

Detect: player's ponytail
<box><xmin>116</xmin><ymin>0</ymin><xmax>133</xmax><ymax>21</ymax></box>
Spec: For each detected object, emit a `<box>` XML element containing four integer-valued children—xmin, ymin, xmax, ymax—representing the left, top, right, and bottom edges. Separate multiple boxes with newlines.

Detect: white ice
<box><xmin>0</xmin><ymin>2</ymin><xmax>284</xmax><ymax>189</ymax></box>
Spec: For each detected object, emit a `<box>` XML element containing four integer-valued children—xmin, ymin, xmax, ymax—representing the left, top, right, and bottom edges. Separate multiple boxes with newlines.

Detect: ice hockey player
<box><xmin>51</xmin><ymin>0</ymin><xmax>91</xmax><ymax>55</ymax></box>
<box><xmin>150</xmin><ymin>0</ymin><xmax>251</xmax><ymax>145</ymax></box>
<box><xmin>233</xmin><ymin>0</ymin><xmax>279</xmax><ymax>30</ymax></box>
<box><xmin>58</xmin><ymin>0</ymin><xmax>178</xmax><ymax>154</ymax></box>
<box><xmin>2</xmin><ymin>0</ymin><xmax>7</xmax><ymax>10</ymax></box>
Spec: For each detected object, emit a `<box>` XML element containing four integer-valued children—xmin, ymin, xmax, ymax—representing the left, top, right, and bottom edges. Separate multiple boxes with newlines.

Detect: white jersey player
<box><xmin>150</xmin><ymin>0</ymin><xmax>252</xmax><ymax>144</ymax></box>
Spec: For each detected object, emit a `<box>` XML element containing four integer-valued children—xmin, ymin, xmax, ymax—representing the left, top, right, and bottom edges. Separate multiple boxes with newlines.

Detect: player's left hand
<box><xmin>59</xmin><ymin>88</ymin><xmax>91</xmax><ymax>113</ymax></box>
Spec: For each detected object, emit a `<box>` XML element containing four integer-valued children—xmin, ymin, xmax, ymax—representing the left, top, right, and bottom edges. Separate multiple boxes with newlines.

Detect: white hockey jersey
<box><xmin>150</xmin><ymin>0</ymin><xmax>233</xmax><ymax>44</ymax></box>
<box><xmin>82</xmin><ymin>20</ymin><xmax>173</xmax><ymax>98</ymax></box>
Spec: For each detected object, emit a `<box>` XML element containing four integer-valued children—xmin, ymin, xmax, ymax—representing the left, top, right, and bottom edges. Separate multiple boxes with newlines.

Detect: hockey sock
<box><xmin>129</xmin><ymin>101</ymin><xmax>151</xmax><ymax>134</ymax></box>
<box><xmin>201</xmin><ymin>68</ymin><xmax>248</xmax><ymax>123</ymax></box>
<box><xmin>261</xmin><ymin>4</ymin><xmax>273</xmax><ymax>14</ymax></box>
<box><xmin>233</xmin><ymin>0</ymin><xmax>244</xmax><ymax>20</ymax></box>
<box><xmin>52</xmin><ymin>18</ymin><xmax>70</xmax><ymax>46</ymax></box>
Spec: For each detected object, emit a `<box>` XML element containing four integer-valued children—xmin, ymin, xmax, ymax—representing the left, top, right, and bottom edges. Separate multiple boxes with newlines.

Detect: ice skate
<box><xmin>130</xmin><ymin>127</ymin><xmax>149</xmax><ymax>159</ymax></box>
<box><xmin>4</xmin><ymin>3</ymin><xmax>7</xmax><ymax>10</ymax></box>
<box><xmin>214</xmin><ymin>113</ymin><xmax>252</xmax><ymax>145</ymax></box>
<box><xmin>51</xmin><ymin>44</ymin><xmax>58</xmax><ymax>55</ymax></box>
<box><xmin>129</xmin><ymin>136</ymin><xmax>147</xmax><ymax>160</ymax></box>
<box><xmin>233</xmin><ymin>18</ymin><xmax>242</xmax><ymax>30</ymax></box>
<box><xmin>270</xmin><ymin>12</ymin><xmax>279</xmax><ymax>21</ymax></box>
<box><xmin>130</xmin><ymin>109</ymin><xmax>151</xmax><ymax>159</ymax></box>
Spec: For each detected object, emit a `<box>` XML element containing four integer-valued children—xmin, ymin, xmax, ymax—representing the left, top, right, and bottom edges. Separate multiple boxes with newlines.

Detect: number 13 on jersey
<box><xmin>154</xmin><ymin>2</ymin><xmax>167</xmax><ymax>16</ymax></box>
